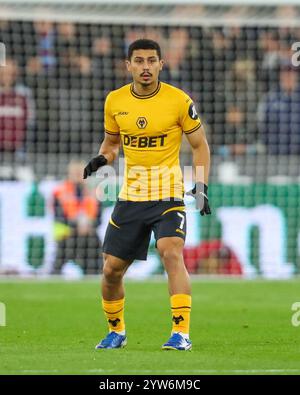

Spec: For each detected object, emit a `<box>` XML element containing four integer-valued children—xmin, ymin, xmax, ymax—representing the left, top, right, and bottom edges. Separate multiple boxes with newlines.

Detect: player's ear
<box><xmin>159</xmin><ymin>59</ymin><xmax>164</xmax><ymax>71</ymax></box>
<box><xmin>125</xmin><ymin>59</ymin><xmax>131</xmax><ymax>72</ymax></box>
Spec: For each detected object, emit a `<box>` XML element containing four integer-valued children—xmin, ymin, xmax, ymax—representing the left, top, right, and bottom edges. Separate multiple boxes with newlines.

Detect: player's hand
<box><xmin>83</xmin><ymin>154</ymin><xmax>108</xmax><ymax>179</ymax></box>
<box><xmin>186</xmin><ymin>182</ymin><xmax>211</xmax><ymax>216</ymax></box>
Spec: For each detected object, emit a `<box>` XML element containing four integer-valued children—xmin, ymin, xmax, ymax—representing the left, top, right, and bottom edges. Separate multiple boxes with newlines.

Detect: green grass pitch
<box><xmin>0</xmin><ymin>278</ymin><xmax>300</xmax><ymax>375</ymax></box>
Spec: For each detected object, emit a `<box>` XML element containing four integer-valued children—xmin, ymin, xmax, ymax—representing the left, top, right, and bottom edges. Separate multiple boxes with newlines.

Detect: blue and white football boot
<box><xmin>95</xmin><ymin>331</ymin><xmax>127</xmax><ymax>349</ymax></box>
<box><xmin>162</xmin><ymin>332</ymin><xmax>192</xmax><ymax>351</ymax></box>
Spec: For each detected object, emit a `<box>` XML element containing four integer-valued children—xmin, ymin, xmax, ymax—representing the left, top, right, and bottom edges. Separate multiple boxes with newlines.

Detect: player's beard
<box><xmin>140</xmin><ymin>81</ymin><xmax>152</xmax><ymax>87</ymax></box>
<box><xmin>139</xmin><ymin>72</ymin><xmax>154</xmax><ymax>87</ymax></box>
<box><xmin>139</xmin><ymin>77</ymin><xmax>159</xmax><ymax>90</ymax></box>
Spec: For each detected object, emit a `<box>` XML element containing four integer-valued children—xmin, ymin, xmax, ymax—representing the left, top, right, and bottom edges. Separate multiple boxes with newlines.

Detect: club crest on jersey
<box><xmin>188</xmin><ymin>103</ymin><xmax>199</xmax><ymax>120</ymax></box>
<box><xmin>136</xmin><ymin>117</ymin><xmax>148</xmax><ymax>129</ymax></box>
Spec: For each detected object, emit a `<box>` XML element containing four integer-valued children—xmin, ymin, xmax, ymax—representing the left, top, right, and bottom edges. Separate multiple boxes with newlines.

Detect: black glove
<box><xmin>186</xmin><ymin>182</ymin><xmax>211</xmax><ymax>216</ymax></box>
<box><xmin>83</xmin><ymin>154</ymin><xmax>108</xmax><ymax>179</ymax></box>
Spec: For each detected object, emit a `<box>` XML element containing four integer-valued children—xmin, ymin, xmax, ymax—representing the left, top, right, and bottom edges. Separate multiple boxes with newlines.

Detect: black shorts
<box><xmin>103</xmin><ymin>199</ymin><xmax>186</xmax><ymax>261</ymax></box>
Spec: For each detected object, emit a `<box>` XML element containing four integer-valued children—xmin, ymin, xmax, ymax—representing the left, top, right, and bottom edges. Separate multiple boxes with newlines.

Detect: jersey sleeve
<box><xmin>104</xmin><ymin>92</ymin><xmax>120</xmax><ymax>135</ymax></box>
<box><xmin>179</xmin><ymin>94</ymin><xmax>202</xmax><ymax>135</ymax></box>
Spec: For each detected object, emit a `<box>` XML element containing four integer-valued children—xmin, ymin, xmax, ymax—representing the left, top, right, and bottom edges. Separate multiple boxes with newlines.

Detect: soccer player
<box><xmin>84</xmin><ymin>39</ymin><xmax>211</xmax><ymax>351</ymax></box>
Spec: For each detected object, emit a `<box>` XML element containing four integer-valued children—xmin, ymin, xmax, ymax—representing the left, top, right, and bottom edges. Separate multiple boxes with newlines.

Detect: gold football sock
<box><xmin>102</xmin><ymin>298</ymin><xmax>125</xmax><ymax>334</ymax></box>
<box><xmin>170</xmin><ymin>294</ymin><xmax>191</xmax><ymax>336</ymax></box>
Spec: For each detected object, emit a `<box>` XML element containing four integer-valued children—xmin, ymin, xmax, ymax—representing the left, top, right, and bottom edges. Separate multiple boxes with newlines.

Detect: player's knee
<box><xmin>159</xmin><ymin>247</ymin><xmax>182</xmax><ymax>264</ymax></box>
<box><xmin>102</xmin><ymin>255</ymin><xmax>124</xmax><ymax>283</ymax></box>
<box><xmin>102</xmin><ymin>264</ymin><xmax>123</xmax><ymax>283</ymax></box>
<box><xmin>157</xmin><ymin>238</ymin><xmax>183</xmax><ymax>262</ymax></box>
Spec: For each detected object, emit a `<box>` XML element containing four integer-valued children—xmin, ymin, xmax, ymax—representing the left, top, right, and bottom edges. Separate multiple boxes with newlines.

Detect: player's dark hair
<box><xmin>127</xmin><ymin>39</ymin><xmax>162</xmax><ymax>60</ymax></box>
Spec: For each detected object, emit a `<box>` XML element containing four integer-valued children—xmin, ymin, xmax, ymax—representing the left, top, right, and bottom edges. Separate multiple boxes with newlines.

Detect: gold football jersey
<box><xmin>104</xmin><ymin>81</ymin><xmax>201</xmax><ymax>201</ymax></box>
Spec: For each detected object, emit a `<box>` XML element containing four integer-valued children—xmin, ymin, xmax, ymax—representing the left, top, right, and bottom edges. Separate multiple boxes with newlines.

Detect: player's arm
<box><xmin>83</xmin><ymin>132</ymin><xmax>120</xmax><ymax>179</ymax></box>
<box><xmin>185</xmin><ymin>125</ymin><xmax>210</xmax><ymax>185</ymax></box>
<box><xmin>99</xmin><ymin>132</ymin><xmax>121</xmax><ymax>164</ymax></box>
<box><xmin>185</xmin><ymin>125</ymin><xmax>211</xmax><ymax>215</ymax></box>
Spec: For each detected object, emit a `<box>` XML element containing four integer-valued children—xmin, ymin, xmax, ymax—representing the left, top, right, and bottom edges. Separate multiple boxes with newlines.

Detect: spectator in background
<box><xmin>225</xmin><ymin>59</ymin><xmax>258</xmax><ymax>116</ymax></box>
<box><xmin>124</xmin><ymin>28</ymin><xmax>144</xmax><ymax>56</ymax></box>
<box><xmin>0</xmin><ymin>20</ymin><xmax>10</xmax><ymax>42</ymax></box>
<box><xmin>164</xmin><ymin>28</ymin><xmax>190</xmax><ymax>87</ymax></box>
<box><xmin>91</xmin><ymin>35</ymin><xmax>114</xmax><ymax>89</ymax></box>
<box><xmin>220</xmin><ymin>59</ymin><xmax>259</xmax><ymax>155</ymax></box>
<box><xmin>44</xmin><ymin>22</ymin><xmax>93</xmax><ymax>155</ymax></box>
<box><xmin>52</xmin><ymin>159</ymin><xmax>102</xmax><ymax>274</ymax></box>
<box><xmin>183</xmin><ymin>240</ymin><xmax>242</xmax><ymax>275</ymax></box>
<box><xmin>0</xmin><ymin>58</ymin><xmax>35</xmax><ymax>156</ymax></box>
<box><xmin>257</xmin><ymin>61</ymin><xmax>300</xmax><ymax>155</ymax></box>
<box><xmin>144</xmin><ymin>27</ymin><xmax>165</xmax><ymax>45</ymax></box>
<box><xmin>222</xmin><ymin>12</ymin><xmax>256</xmax><ymax>62</ymax></box>
<box><xmin>26</xmin><ymin>21</ymin><xmax>56</xmax><ymax>75</ymax></box>
<box><xmin>275</xmin><ymin>6</ymin><xmax>299</xmax><ymax>40</ymax></box>
<box><xmin>25</xmin><ymin>21</ymin><xmax>57</xmax><ymax>156</ymax></box>
<box><xmin>201</xmin><ymin>28</ymin><xmax>228</xmax><ymax>146</ymax></box>
<box><xmin>56</xmin><ymin>22</ymin><xmax>92</xmax><ymax>85</ymax></box>
<box><xmin>221</xmin><ymin>104</ymin><xmax>255</xmax><ymax>155</ymax></box>
<box><xmin>258</xmin><ymin>28</ymin><xmax>286</xmax><ymax>93</ymax></box>
<box><xmin>91</xmin><ymin>35</ymin><xmax>115</xmax><ymax>141</ymax></box>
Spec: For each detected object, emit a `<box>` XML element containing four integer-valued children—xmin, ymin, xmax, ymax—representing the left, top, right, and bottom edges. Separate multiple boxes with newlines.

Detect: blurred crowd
<box><xmin>1</xmin><ymin>19</ymin><xmax>300</xmax><ymax>169</ymax></box>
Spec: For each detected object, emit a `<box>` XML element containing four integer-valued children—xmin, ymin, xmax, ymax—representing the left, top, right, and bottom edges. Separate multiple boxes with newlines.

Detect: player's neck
<box><xmin>132</xmin><ymin>80</ymin><xmax>159</xmax><ymax>96</ymax></box>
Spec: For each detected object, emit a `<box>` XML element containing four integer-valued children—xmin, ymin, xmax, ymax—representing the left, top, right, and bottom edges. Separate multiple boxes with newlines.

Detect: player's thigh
<box><xmin>103</xmin><ymin>201</ymin><xmax>152</xmax><ymax>261</ymax></box>
<box><xmin>156</xmin><ymin>236</ymin><xmax>185</xmax><ymax>251</ymax></box>
<box><xmin>153</xmin><ymin>207</ymin><xmax>187</xmax><ymax>246</ymax></box>
<box><xmin>103</xmin><ymin>221</ymin><xmax>151</xmax><ymax>262</ymax></box>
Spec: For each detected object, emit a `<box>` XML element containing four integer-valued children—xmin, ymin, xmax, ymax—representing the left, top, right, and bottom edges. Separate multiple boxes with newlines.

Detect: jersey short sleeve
<box><xmin>179</xmin><ymin>94</ymin><xmax>201</xmax><ymax>135</ymax></box>
<box><xmin>104</xmin><ymin>92</ymin><xmax>120</xmax><ymax>135</ymax></box>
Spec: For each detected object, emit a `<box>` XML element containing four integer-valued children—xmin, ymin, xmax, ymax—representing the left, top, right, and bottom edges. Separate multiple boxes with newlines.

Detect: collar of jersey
<box><xmin>130</xmin><ymin>81</ymin><xmax>161</xmax><ymax>99</ymax></box>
